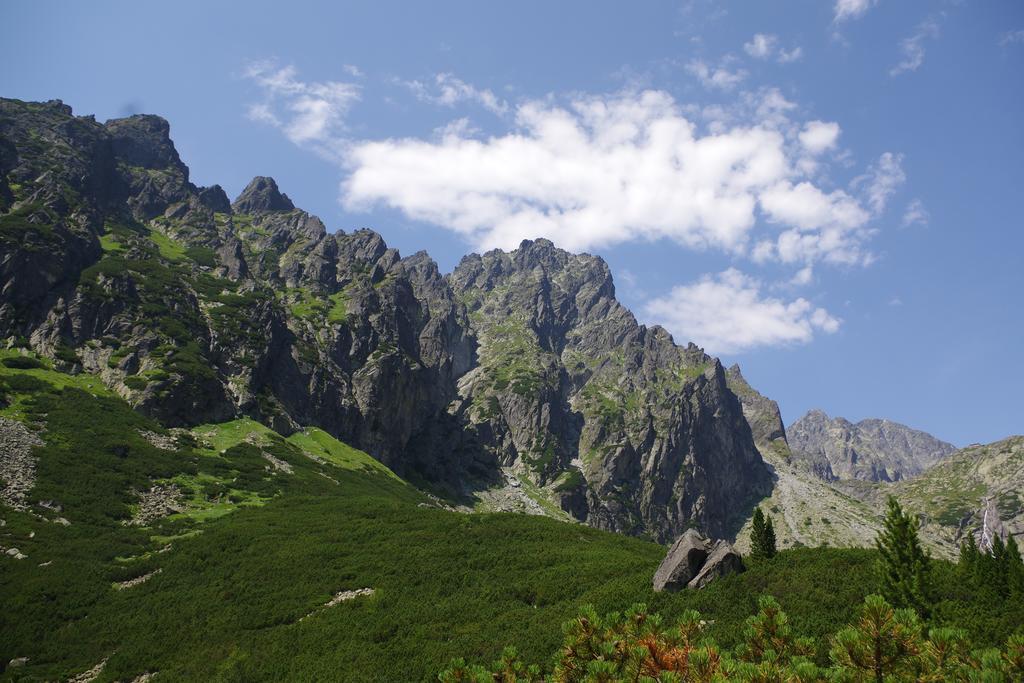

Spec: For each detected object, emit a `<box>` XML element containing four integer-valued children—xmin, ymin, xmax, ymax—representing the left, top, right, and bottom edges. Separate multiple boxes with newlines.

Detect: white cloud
<box><xmin>1000</xmin><ymin>30</ymin><xmax>1024</xmax><ymax>46</ymax></box>
<box><xmin>891</xmin><ymin>18</ymin><xmax>941</xmax><ymax>76</ymax></box>
<box><xmin>643</xmin><ymin>268</ymin><xmax>840</xmax><ymax>354</ymax></box>
<box><xmin>403</xmin><ymin>73</ymin><xmax>508</xmax><ymax>115</ymax></box>
<box><xmin>343</xmin><ymin>88</ymin><xmax>885</xmax><ymax>263</ymax></box>
<box><xmin>778</xmin><ymin>47</ymin><xmax>804</xmax><ymax>63</ymax></box>
<box><xmin>744</xmin><ymin>34</ymin><xmax>778</xmax><ymax>59</ymax></box>
<box><xmin>901</xmin><ymin>198</ymin><xmax>929</xmax><ymax>227</ymax></box>
<box><xmin>834</xmin><ymin>0</ymin><xmax>878</xmax><ymax>23</ymax></box>
<box><xmin>799</xmin><ymin>120</ymin><xmax>841</xmax><ymax>154</ymax></box>
<box><xmin>855</xmin><ymin>151</ymin><xmax>906</xmax><ymax>214</ymax></box>
<box><xmin>244</xmin><ymin>61</ymin><xmax>360</xmax><ymax>156</ymax></box>
<box><xmin>686</xmin><ymin>59</ymin><xmax>747</xmax><ymax>90</ymax></box>
<box><xmin>743</xmin><ymin>34</ymin><xmax>803</xmax><ymax>63</ymax></box>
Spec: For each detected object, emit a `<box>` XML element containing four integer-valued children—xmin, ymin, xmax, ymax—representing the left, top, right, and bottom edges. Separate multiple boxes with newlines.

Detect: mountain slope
<box><xmin>0</xmin><ymin>97</ymin><xmax>769</xmax><ymax>542</ymax></box>
<box><xmin>871</xmin><ymin>436</ymin><xmax>1024</xmax><ymax>552</ymax></box>
<box><xmin>788</xmin><ymin>409</ymin><xmax>957</xmax><ymax>482</ymax></box>
<box><xmin>725</xmin><ymin>366</ymin><xmax>885</xmax><ymax>552</ymax></box>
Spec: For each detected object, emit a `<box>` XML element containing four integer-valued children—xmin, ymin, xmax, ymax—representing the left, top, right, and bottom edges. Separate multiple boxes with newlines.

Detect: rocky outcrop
<box><xmin>0</xmin><ymin>416</ymin><xmax>43</xmax><ymax>510</ymax></box>
<box><xmin>448</xmin><ymin>240</ymin><xmax>771</xmax><ymax>540</ymax></box>
<box><xmin>653</xmin><ymin>529</ymin><xmax>744</xmax><ymax>591</ymax></box>
<box><xmin>0</xmin><ymin>96</ymin><xmax>772</xmax><ymax>542</ymax></box>
<box><xmin>231</xmin><ymin>176</ymin><xmax>295</xmax><ymax>213</ymax></box>
<box><xmin>788</xmin><ymin>409</ymin><xmax>956</xmax><ymax>482</ymax></box>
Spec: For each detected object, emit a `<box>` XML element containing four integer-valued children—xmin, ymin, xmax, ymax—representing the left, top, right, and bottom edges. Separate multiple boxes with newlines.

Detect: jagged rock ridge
<box><xmin>787</xmin><ymin>409</ymin><xmax>957</xmax><ymax>482</ymax></box>
<box><xmin>0</xmin><ymin>97</ymin><xmax>771</xmax><ymax>542</ymax></box>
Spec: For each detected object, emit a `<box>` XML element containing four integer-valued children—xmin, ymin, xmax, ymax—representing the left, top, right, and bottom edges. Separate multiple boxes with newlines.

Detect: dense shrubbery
<box><xmin>441</xmin><ymin>595</ymin><xmax>1024</xmax><ymax>682</ymax></box>
<box><xmin>1</xmin><ymin>358</ymin><xmax>1022</xmax><ymax>681</ymax></box>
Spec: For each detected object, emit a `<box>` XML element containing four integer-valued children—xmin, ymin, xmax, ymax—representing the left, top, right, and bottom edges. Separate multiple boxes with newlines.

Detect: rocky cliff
<box><xmin>787</xmin><ymin>409</ymin><xmax>956</xmax><ymax>482</ymax></box>
<box><xmin>725</xmin><ymin>366</ymin><xmax>884</xmax><ymax>552</ymax></box>
<box><xmin>0</xmin><ymin>97</ymin><xmax>771</xmax><ymax>541</ymax></box>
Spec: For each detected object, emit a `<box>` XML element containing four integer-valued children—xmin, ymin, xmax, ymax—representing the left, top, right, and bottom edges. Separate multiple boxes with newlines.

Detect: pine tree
<box><xmin>750</xmin><ymin>508</ymin><xmax>768</xmax><ymax>559</ymax></box>
<box><xmin>875</xmin><ymin>496</ymin><xmax>933</xmax><ymax>617</ymax></box>
<box><xmin>750</xmin><ymin>508</ymin><xmax>777</xmax><ymax>560</ymax></box>
<box><xmin>829</xmin><ymin>594</ymin><xmax>923</xmax><ymax>683</ymax></box>
<box><xmin>992</xmin><ymin>535</ymin><xmax>1010</xmax><ymax>598</ymax></box>
<box><xmin>764</xmin><ymin>514</ymin><xmax>777</xmax><ymax>559</ymax></box>
<box><xmin>958</xmin><ymin>533</ymin><xmax>980</xmax><ymax>576</ymax></box>
<box><xmin>1006</xmin><ymin>536</ymin><xmax>1024</xmax><ymax>598</ymax></box>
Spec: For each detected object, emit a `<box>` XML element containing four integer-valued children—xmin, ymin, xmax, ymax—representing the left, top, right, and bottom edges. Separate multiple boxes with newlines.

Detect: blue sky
<box><xmin>2</xmin><ymin>0</ymin><xmax>1022</xmax><ymax>446</ymax></box>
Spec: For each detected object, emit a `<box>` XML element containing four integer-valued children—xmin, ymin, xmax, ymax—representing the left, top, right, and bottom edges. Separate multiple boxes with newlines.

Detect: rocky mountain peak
<box><xmin>196</xmin><ymin>184</ymin><xmax>231</xmax><ymax>213</ymax></box>
<box><xmin>788</xmin><ymin>410</ymin><xmax>956</xmax><ymax>482</ymax></box>
<box><xmin>104</xmin><ymin>114</ymin><xmax>187</xmax><ymax>176</ymax></box>
<box><xmin>232</xmin><ymin>176</ymin><xmax>295</xmax><ymax>213</ymax></box>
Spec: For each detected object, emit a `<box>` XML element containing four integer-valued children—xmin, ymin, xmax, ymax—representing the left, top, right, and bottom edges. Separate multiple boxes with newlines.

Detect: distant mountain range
<box><xmin>787</xmin><ymin>409</ymin><xmax>957</xmax><ymax>482</ymax></box>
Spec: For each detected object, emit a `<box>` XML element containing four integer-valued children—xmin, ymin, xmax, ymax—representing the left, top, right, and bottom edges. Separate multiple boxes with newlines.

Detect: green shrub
<box><xmin>2</xmin><ymin>356</ymin><xmax>44</xmax><ymax>370</ymax></box>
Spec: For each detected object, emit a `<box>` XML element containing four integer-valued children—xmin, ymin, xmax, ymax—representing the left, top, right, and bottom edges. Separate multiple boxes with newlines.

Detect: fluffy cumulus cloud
<box><xmin>244</xmin><ymin>61</ymin><xmax>359</xmax><ymax>158</ymax></box>
<box><xmin>743</xmin><ymin>34</ymin><xmax>803</xmax><ymax>63</ymax></box>
<box><xmin>344</xmin><ymin>89</ymin><xmax>892</xmax><ymax>264</ymax></box>
<box><xmin>643</xmin><ymin>268</ymin><xmax>840</xmax><ymax>354</ymax></box>
<box><xmin>834</xmin><ymin>0</ymin><xmax>878</xmax><ymax>23</ymax></box>
<box><xmin>798</xmin><ymin>120</ymin><xmax>841</xmax><ymax>154</ymax></box>
<box><xmin>891</xmin><ymin>18</ymin><xmax>941</xmax><ymax>76</ymax></box>
<box><xmin>245</xmin><ymin>64</ymin><xmax>911</xmax><ymax>352</ymax></box>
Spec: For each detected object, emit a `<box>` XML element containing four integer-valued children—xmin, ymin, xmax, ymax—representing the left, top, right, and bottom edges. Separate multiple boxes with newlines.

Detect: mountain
<box><xmin>0</xmin><ymin>97</ymin><xmax>770</xmax><ymax>542</ymax></box>
<box><xmin>725</xmin><ymin>367</ymin><xmax>884</xmax><ymax>552</ymax></box>
<box><xmin>787</xmin><ymin>409</ymin><xmax>957</xmax><ymax>482</ymax></box>
<box><xmin>874</xmin><ymin>436</ymin><xmax>1024</xmax><ymax>552</ymax></box>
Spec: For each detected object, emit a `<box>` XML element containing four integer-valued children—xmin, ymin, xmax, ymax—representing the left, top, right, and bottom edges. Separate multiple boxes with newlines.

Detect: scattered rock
<box><xmin>115</xmin><ymin>569</ymin><xmax>161</xmax><ymax>590</ymax></box>
<box><xmin>128</xmin><ymin>485</ymin><xmax>184</xmax><ymax>526</ymax></box>
<box><xmin>0</xmin><ymin>416</ymin><xmax>44</xmax><ymax>510</ymax></box>
<box><xmin>3</xmin><ymin>545</ymin><xmax>27</xmax><ymax>560</ymax></box>
<box><xmin>138</xmin><ymin>429</ymin><xmax>182</xmax><ymax>451</ymax></box>
<box><xmin>324</xmin><ymin>587</ymin><xmax>375</xmax><ymax>607</ymax></box>
<box><xmin>262</xmin><ymin>451</ymin><xmax>293</xmax><ymax>474</ymax></box>
<box><xmin>68</xmin><ymin>657</ymin><xmax>108</xmax><ymax>682</ymax></box>
<box><xmin>653</xmin><ymin>530</ymin><xmax>744</xmax><ymax>591</ymax></box>
<box><xmin>300</xmin><ymin>588</ymin><xmax>375</xmax><ymax>621</ymax></box>
<box><xmin>8</xmin><ymin>657</ymin><xmax>28</xmax><ymax>668</ymax></box>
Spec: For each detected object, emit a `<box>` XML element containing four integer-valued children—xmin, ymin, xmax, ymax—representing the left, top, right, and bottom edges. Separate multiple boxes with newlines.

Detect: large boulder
<box><xmin>688</xmin><ymin>540</ymin><xmax>745</xmax><ymax>589</ymax></box>
<box><xmin>652</xmin><ymin>529</ymin><xmax>709</xmax><ymax>591</ymax></box>
<box><xmin>652</xmin><ymin>530</ymin><xmax>744</xmax><ymax>592</ymax></box>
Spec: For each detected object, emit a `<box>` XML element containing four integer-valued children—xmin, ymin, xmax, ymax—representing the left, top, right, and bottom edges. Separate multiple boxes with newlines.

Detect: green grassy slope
<box><xmin>1</xmin><ymin>355</ymin><xmax>1021</xmax><ymax>682</ymax></box>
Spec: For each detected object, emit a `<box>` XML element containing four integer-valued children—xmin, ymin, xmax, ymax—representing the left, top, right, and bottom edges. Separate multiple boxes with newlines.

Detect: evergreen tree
<box><xmin>750</xmin><ymin>508</ymin><xmax>777</xmax><ymax>560</ymax></box>
<box><xmin>764</xmin><ymin>514</ymin><xmax>777</xmax><ymax>559</ymax></box>
<box><xmin>1006</xmin><ymin>536</ymin><xmax>1024</xmax><ymax>598</ymax></box>
<box><xmin>992</xmin><ymin>535</ymin><xmax>1010</xmax><ymax>598</ymax></box>
<box><xmin>958</xmin><ymin>533</ymin><xmax>980</xmax><ymax>577</ymax></box>
<box><xmin>875</xmin><ymin>496</ymin><xmax>933</xmax><ymax>617</ymax></box>
<box><xmin>829</xmin><ymin>594</ymin><xmax>923</xmax><ymax>683</ymax></box>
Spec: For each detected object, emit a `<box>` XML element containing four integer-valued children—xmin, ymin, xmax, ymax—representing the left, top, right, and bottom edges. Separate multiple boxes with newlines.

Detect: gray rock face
<box><xmin>688</xmin><ymin>540</ymin><xmax>745</xmax><ymax>589</ymax></box>
<box><xmin>0</xmin><ymin>97</ymin><xmax>772</xmax><ymax>541</ymax></box>
<box><xmin>788</xmin><ymin>409</ymin><xmax>956</xmax><ymax>482</ymax></box>
<box><xmin>447</xmin><ymin>240</ymin><xmax>772</xmax><ymax>540</ymax></box>
<box><xmin>653</xmin><ymin>529</ymin><xmax>744</xmax><ymax>591</ymax></box>
<box><xmin>652</xmin><ymin>529</ymin><xmax>708</xmax><ymax>591</ymax></box>
<box><xmin>725</xmin><ymin>365</ymin><xmax>790</xmax><ymax>461</ymax></box>
<box><xmin>232</xmin><ymin>176</ymin><xmax>295</xmax><ymax>213</ymax></box>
